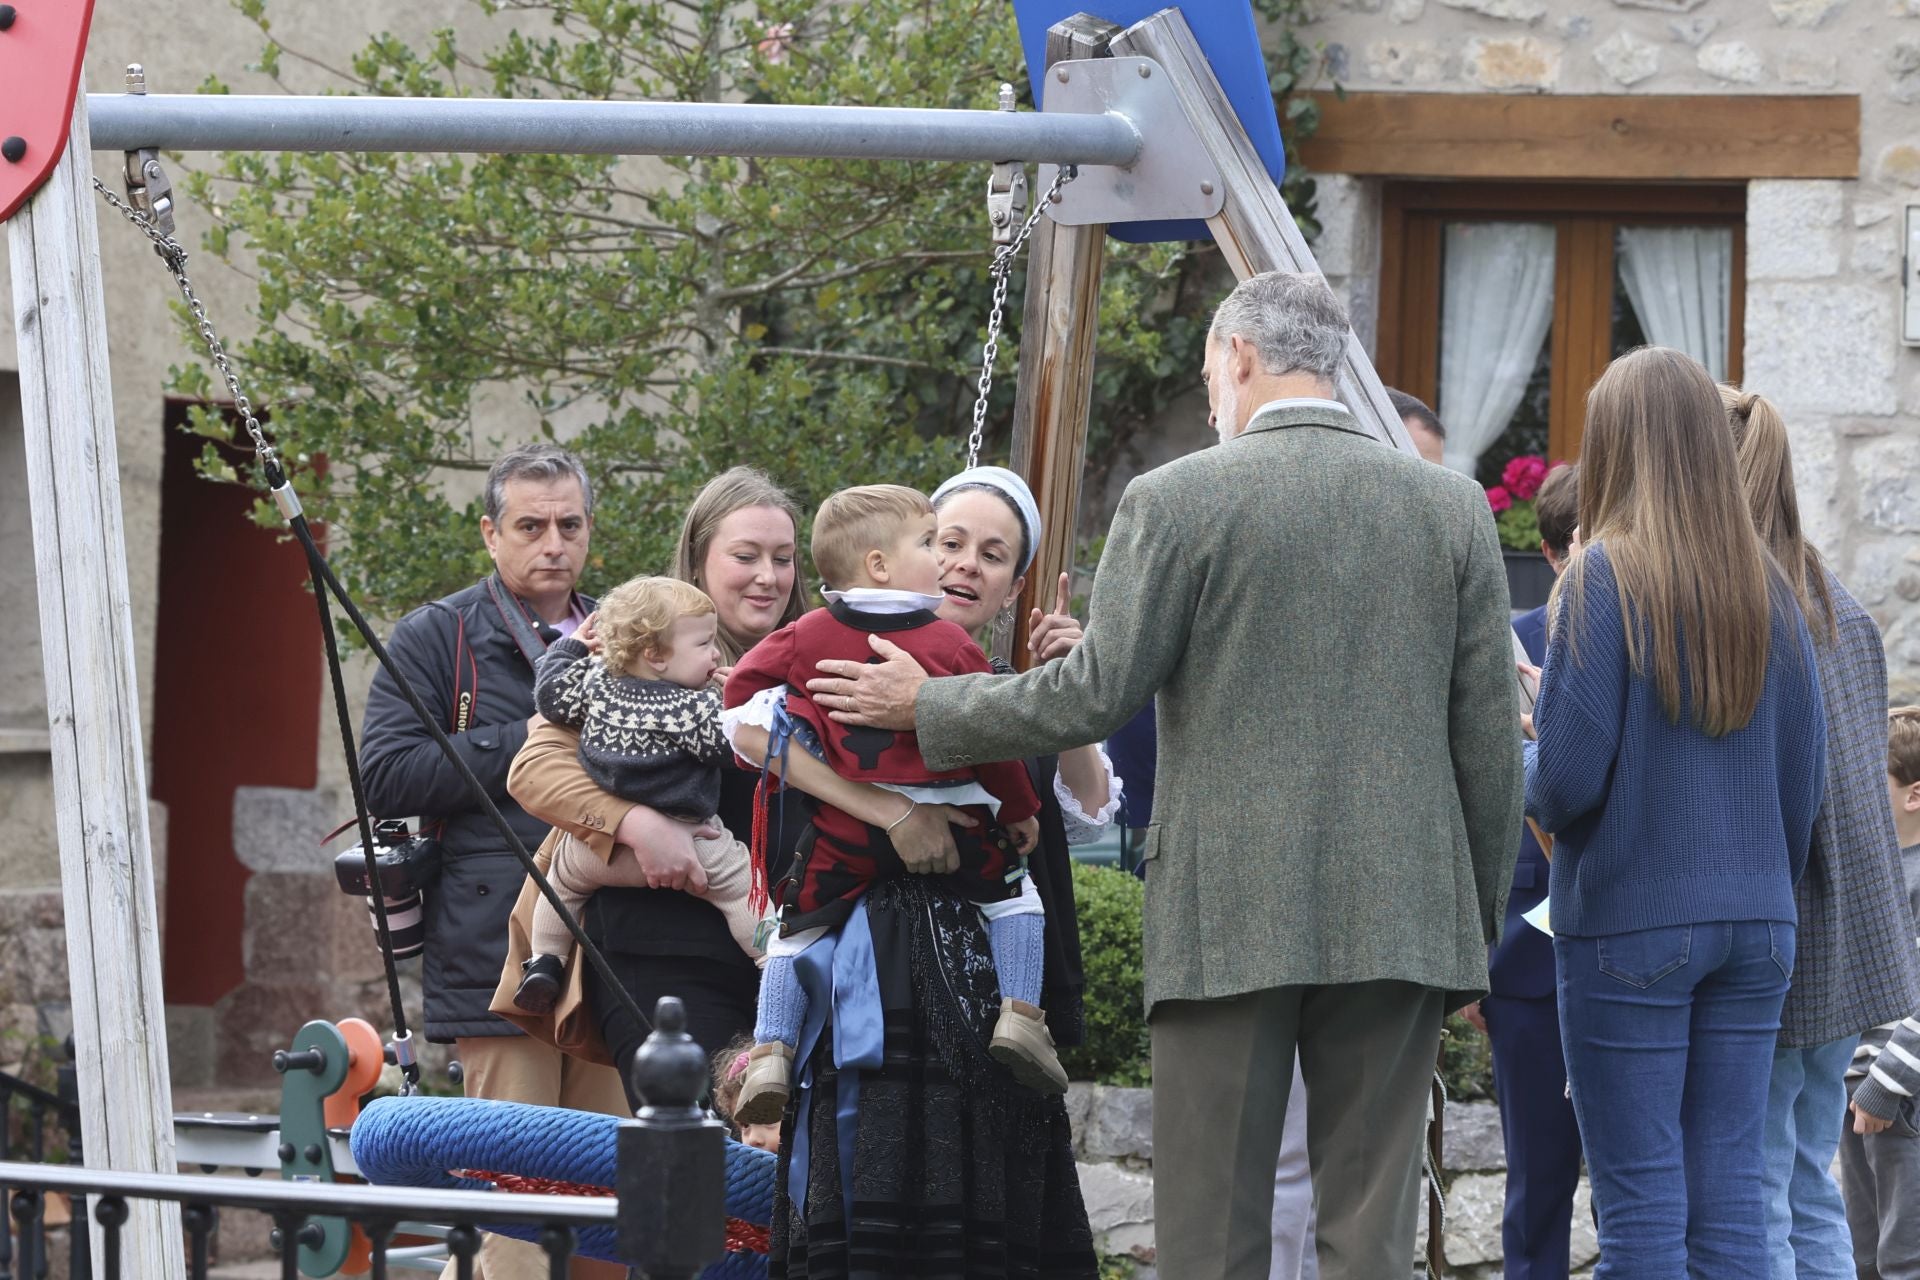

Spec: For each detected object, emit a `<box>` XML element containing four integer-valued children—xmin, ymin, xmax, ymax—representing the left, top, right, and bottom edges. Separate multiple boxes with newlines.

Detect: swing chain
<box><xmin>966</xmin><ymin>162</ymin><xmax>1077</xmax><ymax>471</ymax></box>
<box><xmin>91</xmin><ymin>175</ymin><xmax>278</xmax><ymax>476</ymax></box>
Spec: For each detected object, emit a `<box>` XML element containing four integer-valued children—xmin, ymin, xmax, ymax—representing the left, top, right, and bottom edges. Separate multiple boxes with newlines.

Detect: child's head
<box><xmin>810</xmin><ymin>485</ymin><xmax>940</xmax><ymax>595</ymax></box>
<box><xmin>1890</xmin><ymin>706</ymin><xmax>1920</xmax><ymax>843</ymax></box>
<box><xmin>710</xmin><ymin>1034</ymin><xmax>781</xmax><ymax>1153</ymax></box>
<box><xmin>595</xmin><ymin>575</ymin><xmax>721</xmax><ymax>687</ymax></box>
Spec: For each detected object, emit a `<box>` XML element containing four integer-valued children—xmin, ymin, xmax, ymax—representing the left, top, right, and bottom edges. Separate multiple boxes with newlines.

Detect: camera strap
<box><xmin>485</xmin><ymin>572</ymin><xmax>554</xmax><ymax>671</ymax></box>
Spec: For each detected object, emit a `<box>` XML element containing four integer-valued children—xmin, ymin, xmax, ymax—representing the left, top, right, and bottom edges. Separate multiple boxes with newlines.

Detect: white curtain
<box><xmin>1615</xmin><ymin>226</ymin><xmax>1733</xmax><ymax>380</ymax></box>
<box><xmin>1438</xmin><ymin>222</ymin><xmax>1557</xmax><ymax>476</ymax></box>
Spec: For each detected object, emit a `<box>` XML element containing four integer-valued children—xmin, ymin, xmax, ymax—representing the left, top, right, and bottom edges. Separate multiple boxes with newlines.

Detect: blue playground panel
<box><xmin>1010</xmin><ymin>0</ymin><xmax>1287</xmax><ymax>243</ymax></box>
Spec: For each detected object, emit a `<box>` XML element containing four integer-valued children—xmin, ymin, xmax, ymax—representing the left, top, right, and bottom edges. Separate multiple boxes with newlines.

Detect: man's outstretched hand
<box><xmin>808</xmin><ymin>634</ymin><xmax>928</xmax><ymax>730</ymax></box>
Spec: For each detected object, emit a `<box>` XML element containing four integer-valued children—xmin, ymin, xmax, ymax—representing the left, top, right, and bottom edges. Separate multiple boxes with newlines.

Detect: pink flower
<box><xmin>757</xmin><ymin>21</ymin><xmax>796</xmax><ymax>63</ymax></box>
<box><xmin>1502</xmin><ymin>455</ymin><xmax>1549</xmax><ymax>502</ymax></box>
<box><xmin>1486</xmin><ymin>485</ymin><xmax>1513</xmax><ymax>514</ymax></box>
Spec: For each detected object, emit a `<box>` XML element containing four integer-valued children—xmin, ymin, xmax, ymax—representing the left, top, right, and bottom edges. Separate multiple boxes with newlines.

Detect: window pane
<box><xmin>1613</xmin><ymin>226</ymin><xmax>1733</xmax><ymax>378</ymax></box>
<box><xmin>1435</xmin><ymin>221</ymin><xmax>1556</xmax><ymax>477</ymax></box>
<box><xmin>1473</xmin><ymin>330</ymin><xmax>1552</xmax><ymax>489</ymax></box>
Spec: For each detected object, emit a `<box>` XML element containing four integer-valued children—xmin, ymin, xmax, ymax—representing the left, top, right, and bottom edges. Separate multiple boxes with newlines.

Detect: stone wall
<box><xmin>1293</xmin><ymin>0</ymin><xmax>1920</xmax><ymax>699</ymax></box>
<box><xmin>1068</xmin><ymin>1083</ymin><xmax>1595</xmax><ymax>1277</ymax></box>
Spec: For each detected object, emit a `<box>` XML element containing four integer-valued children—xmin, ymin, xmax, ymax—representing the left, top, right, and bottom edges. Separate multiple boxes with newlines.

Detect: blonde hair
<box><xmin>809</xmin><ymin>484</ymin><xmax>934</xmax><ymax>591</ymax></box>
<box><xmin>595</xmin><ymin>576</ymin><xmax>714</xmax><ymax>674</ymax></box>
<box><xmin>671</xmin><ymin>467</ymin><xmax>808</xmax><ymax>665</ymax></box>
<box><xmin>1891</xmin><ymin>706</ymin><xmax>1920</xmax><ymax>789</ymax></box>
<box><xmin>1555</xmin><ymin>347</ymin><xmax>1778</xmax><ymax>737</ymax></box>
<box><xmin>1721</xmin><ymin>384</ymin><xmax>1837</xmax><ymax>645</ymax></box>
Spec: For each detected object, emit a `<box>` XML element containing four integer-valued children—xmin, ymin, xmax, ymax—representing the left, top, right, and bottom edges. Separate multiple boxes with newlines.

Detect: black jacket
<box><xmin>360</xmin><ymin>574</ymin><xmax>592</xmax><ymax>1042</ymax></box>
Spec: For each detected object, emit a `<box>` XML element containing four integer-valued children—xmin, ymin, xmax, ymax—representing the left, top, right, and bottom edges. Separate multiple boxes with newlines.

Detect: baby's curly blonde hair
<box><xmin>596</xmin><ymin>575</ymin><xmax>716</xmax><ymax>673</ymax></box>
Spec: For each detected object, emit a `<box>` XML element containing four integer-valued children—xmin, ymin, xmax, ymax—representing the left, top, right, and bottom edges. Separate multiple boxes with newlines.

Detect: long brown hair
<box><xmin>1721</xmin><ymin>384</ymin><xmax>1837</xmax><ymax>645</ymax></box>
<box><xmin>670</xmin><ymin>467</ymin><xmax>808</xmax><ymax>664</ymax></box>
<box><xmin>1556</xmin><ymin>347</ymin><xmax>1777</xmax><ymax>737</ymax></box>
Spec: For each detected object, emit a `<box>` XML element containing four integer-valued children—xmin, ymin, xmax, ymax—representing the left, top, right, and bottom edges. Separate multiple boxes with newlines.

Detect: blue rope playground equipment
<box><xmin>350</xmin><ymin>1097</ymin><xmax>777</xmax><ymax>1276</ymax></box>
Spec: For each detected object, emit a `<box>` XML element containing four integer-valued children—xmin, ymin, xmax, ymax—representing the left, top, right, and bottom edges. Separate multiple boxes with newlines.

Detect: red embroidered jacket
<box><xmin>723</xmin><ymin>601</ymin><xmax>1041</xmax><ymax>824</ymax></box>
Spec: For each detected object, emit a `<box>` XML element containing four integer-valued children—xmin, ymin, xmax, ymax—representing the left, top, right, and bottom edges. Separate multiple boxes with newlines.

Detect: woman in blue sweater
<box><xmin>1526</xmin><ymin>346</ymin><xmax>1828</xmax><ymax>1278</ymax></box>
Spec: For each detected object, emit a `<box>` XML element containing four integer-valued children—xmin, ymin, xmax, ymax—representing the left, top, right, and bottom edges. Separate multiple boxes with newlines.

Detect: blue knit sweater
<box><xmin>1524</xmin><ymin>543</ymin><xmax>1828</xmax><ymax>938</ymax></box>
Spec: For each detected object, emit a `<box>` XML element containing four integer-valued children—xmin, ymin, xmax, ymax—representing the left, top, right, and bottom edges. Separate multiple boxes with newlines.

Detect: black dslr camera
<box><xmin>332</xmin><ymin>819</ymin><xmax>441</xmax><ymax>959</ymax></box>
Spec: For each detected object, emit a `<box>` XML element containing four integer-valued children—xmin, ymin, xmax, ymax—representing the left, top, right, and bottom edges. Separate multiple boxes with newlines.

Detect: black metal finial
<box><xmin>630</xmin><ymin>996</ymin><xmax>707</xmax><ymax>1113</ymax></box>
<box><xmin>1</xmin><ymin>137</ymin><xmax>25</xmax><ymax>164</ymax></box>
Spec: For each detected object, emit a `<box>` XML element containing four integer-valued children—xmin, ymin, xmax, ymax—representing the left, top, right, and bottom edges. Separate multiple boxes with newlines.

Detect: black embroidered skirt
<box><xmin>769</xmin><ymin>878</ymin><xmax>1096</xmax><ymax>1279</ymax></box>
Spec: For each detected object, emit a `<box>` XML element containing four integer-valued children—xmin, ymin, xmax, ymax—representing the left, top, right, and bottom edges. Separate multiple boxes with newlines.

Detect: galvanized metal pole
<box><xmin>86</xmin><ymin>93</ymin><xmax>1144</xmax><ymax>164</ymax></box>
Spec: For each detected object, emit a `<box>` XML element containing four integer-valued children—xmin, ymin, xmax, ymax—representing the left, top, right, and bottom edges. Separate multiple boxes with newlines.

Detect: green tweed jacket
<box><xmin>917</xmin><ymin>404</ymin><xmax>1524</xmax><ymax>1014</ymax></box>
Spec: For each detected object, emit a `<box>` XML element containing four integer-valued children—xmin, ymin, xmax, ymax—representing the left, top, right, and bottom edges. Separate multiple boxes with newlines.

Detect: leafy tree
<box><xmin>175</xmin><ymin>0</ymin><xmax>1330</xmax><ymax>617</ymax></box>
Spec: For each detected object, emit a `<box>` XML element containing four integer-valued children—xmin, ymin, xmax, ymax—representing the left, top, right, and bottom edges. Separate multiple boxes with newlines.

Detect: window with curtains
<box><xmin>1377</xmin><ymin>183</ymin><xmax>1746</xmax><ymax>484</ymax></box>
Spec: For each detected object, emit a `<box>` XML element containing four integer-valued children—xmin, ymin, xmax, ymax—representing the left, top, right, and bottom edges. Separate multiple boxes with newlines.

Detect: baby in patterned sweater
<box><xmin>512</xmin><ymin>575</ymin><xmax>763</xmax><ymax>1015</ymax></box>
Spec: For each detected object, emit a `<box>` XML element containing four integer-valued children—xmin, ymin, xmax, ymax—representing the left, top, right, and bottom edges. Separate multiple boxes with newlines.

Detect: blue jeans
<box><xmin>1765</xmin><ymin>1035</ymin><xmax>1861</xmax><ymax>1280</ymax></box>
<box><xmin>1557</xmin><ymin>920</ymin><xmax>1795</xmax><ymax>1280</ymax></box>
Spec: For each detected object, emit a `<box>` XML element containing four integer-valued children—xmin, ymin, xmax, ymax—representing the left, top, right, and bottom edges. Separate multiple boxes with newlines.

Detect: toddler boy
<box><xmin>724</xmin><ymin>484</ymin><xmax>1059</xmax><ymax>1122</ymax></box>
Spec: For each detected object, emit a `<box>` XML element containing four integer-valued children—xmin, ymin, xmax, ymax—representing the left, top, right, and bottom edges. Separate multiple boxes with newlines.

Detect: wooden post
<box><xmin>1000</xmin><ymin>15</ymin><xmax>1118</xmax><ymax>669</ymax></box>
<box><xmin>1110</xmin><ymin>11</ymin><xmax>1418</xmax><ymax>458</ymax></box>
<box><xmin>7</xmin><ymin>85</ymin><xmax>185</xmax><ymax>1280</ymax></box>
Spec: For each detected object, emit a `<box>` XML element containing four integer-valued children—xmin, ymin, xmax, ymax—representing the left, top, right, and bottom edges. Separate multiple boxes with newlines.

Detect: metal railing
<box><xmin>0</xmin><ymin>1054</ymin><xmax>86</xmax><ymax>1280</ymax></box>
<box><xmin>0</xmin><ymin>1161</ymin><xmax>614</xmax><ymax>1280</ymax></box>
<box><xmin>0</xmin><ymin>997</ymin><xmax>727</xmax><ymax>1280</ymax></box>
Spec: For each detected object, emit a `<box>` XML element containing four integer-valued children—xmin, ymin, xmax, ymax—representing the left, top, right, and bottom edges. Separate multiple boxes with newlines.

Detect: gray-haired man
<box><xmin>806</xmin><ymin>272</ymin><xmax>1523</xmax><ymax>1280</ymax></box>
<box><xmin>360</xmin><ymin>443</ymin><xmax>628</xmax><ymax>1279</ymax></box>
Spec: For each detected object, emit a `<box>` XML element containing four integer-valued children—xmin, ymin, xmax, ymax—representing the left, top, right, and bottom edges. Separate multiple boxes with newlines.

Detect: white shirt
<box><xmin>820</xmin><ymin>587</ymin><xmax>945</xmax><ymax>615</ymax></box>
<box><xmin>1248</xmin><ymin>396</ymin><xmax>1348</xmax><ymax>423</ymax></box>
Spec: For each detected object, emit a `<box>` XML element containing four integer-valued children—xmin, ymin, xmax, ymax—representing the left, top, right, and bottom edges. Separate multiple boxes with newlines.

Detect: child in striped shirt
<box><xmin>1840</xmin><ymin>705</ymin><xmax>1920</xmax><ymax>1276</ymax></box>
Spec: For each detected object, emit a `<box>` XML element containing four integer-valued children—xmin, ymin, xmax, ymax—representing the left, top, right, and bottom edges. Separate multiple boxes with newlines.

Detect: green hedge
<box><xmin>1063</xmin><ymin>863</ymin><xmax>1151</xmax><ymax>1087</ymax></box>
<box><xmin>1059</xmin><ymin>862</ymin><xmax>1499</xmax><ymax>1102</ymax></box>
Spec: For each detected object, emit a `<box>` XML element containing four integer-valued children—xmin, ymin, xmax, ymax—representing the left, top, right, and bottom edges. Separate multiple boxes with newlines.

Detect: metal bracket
<box><xmin>987</xmin><ymin>82</ymin><xmax>1029</xmax><ymax>246</ymax></box>
<box><xmin>275</xmin><ymin>1021</ymin><xmax>354</xmax><ymax>1278</ymax></box>
<box><xmin>120</xmin><ymin>66</ymin><xmax>177</xmax><ymax>240</ymax></box>
<box><xmin>1036</xmin><ymin>56</ymin><xmax>1224</xmax><ymax>228</ymax></box>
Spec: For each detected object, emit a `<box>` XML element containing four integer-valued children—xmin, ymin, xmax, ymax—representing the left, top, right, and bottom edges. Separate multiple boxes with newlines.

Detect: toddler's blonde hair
<box><xmin>596</xmin><ymin>575</ymin><xmax>715</xmax><ymax>673</ymax></box>
<box><xmin>810</xmin><ymin>484</ymin><xmax>933</xmax><ymax>590</ymax></box>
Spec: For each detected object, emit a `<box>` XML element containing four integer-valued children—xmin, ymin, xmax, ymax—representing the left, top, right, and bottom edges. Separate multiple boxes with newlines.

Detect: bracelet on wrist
<box><xmin>884</xmin><ymin>801</ymin><xmax>917</xmax><ymax>834</ymax></box>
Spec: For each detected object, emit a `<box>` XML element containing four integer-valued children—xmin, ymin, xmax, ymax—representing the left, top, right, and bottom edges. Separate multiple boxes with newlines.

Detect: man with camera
<box><xmin>360</xmin><ymin>443</ymin><xmax>627</xmax><ymax>1280</ymax></box>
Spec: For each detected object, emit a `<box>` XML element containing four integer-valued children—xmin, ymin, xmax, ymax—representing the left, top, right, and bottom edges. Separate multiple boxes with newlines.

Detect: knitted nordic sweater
<box><xmin>1780</xmin><ymin>574</ymin><xmax>1920</xmax><ymax>1047</ymax></box>
<box><xmin>1524</xmin><ymin>543</ymin><xmax>1828</xmax><ymax>938</ymax></box>
<box><xmin>533</xmin><ymin>636</ymin><xmax>728</xmax><ymax>821</ymax></box>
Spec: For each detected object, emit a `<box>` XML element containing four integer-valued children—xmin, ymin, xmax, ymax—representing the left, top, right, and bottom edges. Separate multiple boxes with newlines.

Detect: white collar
<box><xmin>1249</xmin><ymin>396</ymin><xmax>1349</xmax><ymax>422</ymax></box>
<box><xmin>822</xmin><ymin>587</ymin><xmax>945</xmax><ymax>615</ymax></box>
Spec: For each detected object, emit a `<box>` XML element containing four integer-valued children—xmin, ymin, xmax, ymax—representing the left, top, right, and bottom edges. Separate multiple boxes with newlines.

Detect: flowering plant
<box><xmin>1484</xmin><ymin>454</ymin><xmax>1554</xmax><ymax>553</ymax></box>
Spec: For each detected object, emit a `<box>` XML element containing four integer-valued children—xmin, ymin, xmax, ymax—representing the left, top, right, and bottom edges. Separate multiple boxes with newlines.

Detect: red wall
<box><xmin>150</xmin><ymin>409</ymin><xmax>322</xmax><ymax>1005</ymax></box>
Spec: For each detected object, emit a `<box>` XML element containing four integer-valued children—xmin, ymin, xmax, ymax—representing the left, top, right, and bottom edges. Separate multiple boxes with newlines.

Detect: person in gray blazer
<box><xmin>806</xmin><ymin>271</ymin><xmax>1524</xmax><ymax>1280</ymax></box>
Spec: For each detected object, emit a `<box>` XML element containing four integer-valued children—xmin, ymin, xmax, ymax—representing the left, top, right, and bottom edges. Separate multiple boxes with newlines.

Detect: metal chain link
<box><xmin>966</xmin><ymin>164</ymin><xmax>1077</xmax><ymax>470</ymax></box>
<box><xmin>91</xmin><ymin>177</ymin><xmax>279</xmax><ymax>474</ymax></box>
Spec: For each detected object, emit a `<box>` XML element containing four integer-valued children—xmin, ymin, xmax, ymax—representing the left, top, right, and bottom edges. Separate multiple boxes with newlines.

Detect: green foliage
<box><xmin>1440</xmin><ymin>1014</ymin><xmax>1495</xmax><ymax>1103</ymax></box>
<box><xmin>1062</xmin><ymin>863</ymin><xmax>1150</xmax><ymax>1087</ymax></box>
<box><xmin>1098</xmin><ymin>1255</ymin><xmax>1141</xmax><ymax>1280</ymax></box>
<box><xmin>177</xmin><ymin>0</ymin><xmax>1335</xmax><ymax>619</ymax></box>
<box><xmin>1494</xmin><ymin>501</ymin><xmax>1542</xmax><ymax>553</ymax></box>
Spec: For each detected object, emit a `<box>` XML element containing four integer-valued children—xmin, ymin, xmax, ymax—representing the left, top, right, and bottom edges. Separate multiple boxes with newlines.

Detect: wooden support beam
<box><xmin>7</xmin><ymin>86</ymin><xmax>185</xmax><ymax>1280</ymax></box>
<box><xmin>1110</xmin><ymin>12</ymin><xmax>1415</xmax><ymax>456</ymax></box>
<box><xmin>1298</xmin><ymin>91</ymin><xmax>1861</xmax><ymax>182</ymax></box>
<box><xmin>1002</xmin><ymin>15</ymin><xmax>1117</xmax><ymax>669</ymax></box>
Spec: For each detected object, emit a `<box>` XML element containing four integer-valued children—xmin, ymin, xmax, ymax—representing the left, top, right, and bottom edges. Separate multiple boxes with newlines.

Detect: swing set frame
<box><xmin>4</xmin><ymin>7</ymin><xmax>1413</xmax><ymax>1276</ymax></box>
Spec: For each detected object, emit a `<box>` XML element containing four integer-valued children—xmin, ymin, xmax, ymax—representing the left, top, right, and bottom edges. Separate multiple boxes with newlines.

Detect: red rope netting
<box><xmin>459</xmin><ymin>1170</ymin><xmax>771</xmax><ymax>1255</ymax></box>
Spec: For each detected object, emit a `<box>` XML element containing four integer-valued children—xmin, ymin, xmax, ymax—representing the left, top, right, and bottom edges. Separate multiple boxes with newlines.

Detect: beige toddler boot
<box><xmin>733</xmin><ymin>1042</ymin><xmax>795</xmax><ymax>1125</ymax></box>
<box><xmin>990</xmin><ymin>1000</ymin><xmax>1069</xmax><ymax>1095</ymax></box>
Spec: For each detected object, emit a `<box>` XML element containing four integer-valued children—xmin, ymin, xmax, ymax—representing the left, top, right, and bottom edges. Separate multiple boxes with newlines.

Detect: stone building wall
<box><xmin>1291</xmin><ymin>0</ymin><xmax>1920</xmax><ymax>698</ymax></box>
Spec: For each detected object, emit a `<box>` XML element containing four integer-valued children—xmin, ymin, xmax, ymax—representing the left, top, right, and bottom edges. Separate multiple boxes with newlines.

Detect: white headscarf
<box><xmin>930</xmin><ymin>466</ymin><xmax>1044</xmax><ymax>577</ymax></box>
